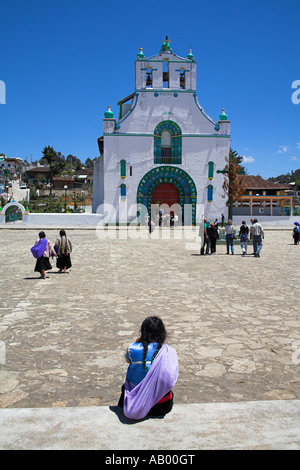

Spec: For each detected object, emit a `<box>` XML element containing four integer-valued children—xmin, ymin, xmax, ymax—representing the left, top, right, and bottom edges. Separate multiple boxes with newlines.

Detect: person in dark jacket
<box><xmin>239</xmin><ymin>221</ymin><xmax>249</xmax><ymax>255</ymax></box>
<box><xmin>207</xmin><ymin>222</ymin><xmax>219</xmax><ymax>255</ymax></box>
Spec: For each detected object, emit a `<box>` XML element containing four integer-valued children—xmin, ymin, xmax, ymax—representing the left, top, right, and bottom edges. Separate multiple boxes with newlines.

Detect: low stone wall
<box><xmin>0</xmin><ymin>209</ymin><xmax>104</xmax><ymax>227</ymax></box>
<box><xmin>233</xmin><ymin>215</ymin><xmax>299</xmax><ymax>227</ymax></box>
<box><xmin>22</xmin><ymin>212</ymin><xmax>104</xmax><ymax>227</ymax></box>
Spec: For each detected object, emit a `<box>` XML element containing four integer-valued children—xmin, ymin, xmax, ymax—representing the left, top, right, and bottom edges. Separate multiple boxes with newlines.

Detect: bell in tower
<box><xmin>146</xmin><ymin>72</ymin><xmax>152</xmax><ymax>87</ymax></box>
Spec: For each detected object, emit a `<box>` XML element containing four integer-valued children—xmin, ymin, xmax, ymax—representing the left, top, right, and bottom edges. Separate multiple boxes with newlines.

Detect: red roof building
<box><xmin>234</xmin><ymin>175</ymin><xmax>293</xmax><ymax>216</ymax></box>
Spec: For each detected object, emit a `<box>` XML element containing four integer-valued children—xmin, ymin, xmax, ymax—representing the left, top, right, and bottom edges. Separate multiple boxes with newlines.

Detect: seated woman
<box><xmin>118</xmin><ymin>316</ymin><xmax>178</xmax><ymax>420</ymax></box>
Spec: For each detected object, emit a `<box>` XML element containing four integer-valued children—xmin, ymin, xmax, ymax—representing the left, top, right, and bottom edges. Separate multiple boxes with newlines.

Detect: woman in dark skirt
<box><xmin>55</xmin><ymin>229</ymin><xmax>72</xmax><ymax>272</ymax></box>
<box><xmin>34</xmin><ymin>231</ymin><xmax>57</xmax><ymax>279</ymax></box>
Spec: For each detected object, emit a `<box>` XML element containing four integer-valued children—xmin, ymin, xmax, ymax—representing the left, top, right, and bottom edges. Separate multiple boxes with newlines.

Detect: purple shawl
<box><xmin>31</xmin><ymin>238</ymin><xmax>48</xmax><ymax>259</ymax></box>
<box><xmin>123</xmin><ymin>344</ymin><xmax>178</xmax><ymax>420</ymax></box>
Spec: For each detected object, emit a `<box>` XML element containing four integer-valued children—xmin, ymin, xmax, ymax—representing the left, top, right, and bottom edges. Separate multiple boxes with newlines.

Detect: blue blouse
<box><xmin>125</xmin><ymin>342</ymin><xmax>159</xmax><ymax>386</ymax></box>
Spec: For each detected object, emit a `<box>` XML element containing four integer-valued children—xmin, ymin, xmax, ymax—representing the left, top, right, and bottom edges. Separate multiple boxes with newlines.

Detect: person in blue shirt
<box><xmin>118</xmin><ymin>316</ymin><xmax>175</xmax><ymax>417</ymax></box>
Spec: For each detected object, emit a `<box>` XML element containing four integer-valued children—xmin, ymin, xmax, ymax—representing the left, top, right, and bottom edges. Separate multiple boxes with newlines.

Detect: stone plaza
<box><xmin>0</xmin><ymin>226</ymin><xmax>300</xmax><ymax>449</ymax></box>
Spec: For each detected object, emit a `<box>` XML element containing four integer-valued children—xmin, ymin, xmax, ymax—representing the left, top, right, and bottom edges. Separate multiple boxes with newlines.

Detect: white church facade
<box><xmin>92</xmin><ymin>37</ymin><xmax>230</xmax><ymax>225</ymax></box>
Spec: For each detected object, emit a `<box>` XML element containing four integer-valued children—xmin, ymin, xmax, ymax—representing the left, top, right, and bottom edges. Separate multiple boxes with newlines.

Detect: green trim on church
<box><xmin>137</xmin><ymin>165</ymin><xmax>197</xmax><ymax>224</ymax></box>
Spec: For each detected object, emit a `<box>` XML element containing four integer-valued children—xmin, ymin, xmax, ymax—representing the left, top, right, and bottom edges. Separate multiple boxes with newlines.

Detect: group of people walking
<box><xmin>200</xmin><ymin>217</ymin><xmax>265</xmax><ymax>257</ymax></box>
<box><xmin>32</xmin><ymin>230</ymin><xmax>72</xmax><ymax>278</ymax></box>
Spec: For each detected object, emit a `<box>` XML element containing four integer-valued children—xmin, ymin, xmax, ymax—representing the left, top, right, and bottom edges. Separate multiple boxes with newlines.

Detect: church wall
<box><xmin>92</xmin><ymin>156</ymin><xmax>104</xmax><ymax>213</ymax></box>
<box><xmin>117</xmin><ymin>92</ymin><xmax>216</xmax><ymax>136</ymax></box>
<box><xmin>100</xmin><ymin>135</ymin><xmax>153</xmax><ymax>220</ymax></box>
<box><xmin>98</xmin><ymin>131</ymin><xmax>228</xmax><ymax>223</ymax></box>
<box><xmin>182</xmin><ymin>136</ymin><xmax>228</xmax><ymax>220</ymax></box>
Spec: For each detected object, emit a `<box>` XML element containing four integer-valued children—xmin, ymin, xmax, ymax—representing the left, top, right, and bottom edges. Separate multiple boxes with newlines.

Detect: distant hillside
<box><xmin>268</xmin><ymin>169</ymin><xmax>300</xmax><ymax>184</ymax></box>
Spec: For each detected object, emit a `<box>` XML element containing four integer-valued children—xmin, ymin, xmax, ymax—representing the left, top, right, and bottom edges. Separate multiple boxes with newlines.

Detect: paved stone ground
<box><xmin>0</xmin><ymin>227</ymin><xmax>299</xmax><ymax>409</ymax></box>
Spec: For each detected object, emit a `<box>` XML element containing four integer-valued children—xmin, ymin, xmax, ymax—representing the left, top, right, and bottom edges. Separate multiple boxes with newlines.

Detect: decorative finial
<box><xmin>160</xmin><ymin>35</ymin><xmax>172</xmax><ymax>52</ymax></box>
<box><xmin>187</xmin><ymin>48</ymin><xmax>194</xmax><ymax>60</ymax></box>
<box><xmin>104</xmin><ymin>105</ymin><xmax>114</xmax><ymax>119</ymax></box>
<box><xmin>219</xmin><ymin>108</ymin><xmax>228</xmax><ymax>120</ymax></box>
<box><xmin>137</xmin><ymin>47</ymin><xmax>145</xmax><ymax>60</ymax></box>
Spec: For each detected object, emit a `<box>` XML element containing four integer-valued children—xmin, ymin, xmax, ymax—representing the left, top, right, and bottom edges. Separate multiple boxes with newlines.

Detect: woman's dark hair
<box><xmin>140</xmin><ymin>316</ymin><xmax>167</xmax><ymax>371</ymax></box>
<box><xmin>59</xmin><ymin>229</ymin><xmax>66</xmax><ymax>237</ymax></box>
<box><xmin>39</xmin><ymin>231</ymin><xmax>46</xmax><ymax>239</ymax></box>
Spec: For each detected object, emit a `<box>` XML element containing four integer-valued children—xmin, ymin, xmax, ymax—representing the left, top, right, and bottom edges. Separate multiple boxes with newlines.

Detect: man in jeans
<box><xmin>250</xmin><ymin>218</ymin><xmax>264</xmax><ymax>257</ymax></box>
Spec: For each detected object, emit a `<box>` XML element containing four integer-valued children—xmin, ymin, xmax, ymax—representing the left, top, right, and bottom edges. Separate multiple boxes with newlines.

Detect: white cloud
<box><xmin>278</xmin><ymin>145</ymin><xmax>289</xmax><ymax>153</ymax></box>
<box><xmin>296</xmin><ymin>142</ymin><xmax>300</xmax><ymax>149</ymax></box>
<box><xmin>242</xmin><ymin>155</ymin><xmax>255</xmax><ymax>163</ymax></box>
<box><xmin>290</xmin><ymin>156</ymin><xmax>298</xmax><ymax>161</ymax></box>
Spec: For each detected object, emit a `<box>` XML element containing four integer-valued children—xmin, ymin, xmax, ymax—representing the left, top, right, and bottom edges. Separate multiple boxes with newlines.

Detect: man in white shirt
<box><xmin>250</xmin><ymin>218</ymin><xmax>264</xmax><ymax>257</ymax></box>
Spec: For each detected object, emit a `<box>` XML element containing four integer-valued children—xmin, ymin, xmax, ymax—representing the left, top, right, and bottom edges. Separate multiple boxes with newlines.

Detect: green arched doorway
<box><xmin>137</xmin><ymin>166</ymin><xmax>197</xmax><ymax>224</ymax></box>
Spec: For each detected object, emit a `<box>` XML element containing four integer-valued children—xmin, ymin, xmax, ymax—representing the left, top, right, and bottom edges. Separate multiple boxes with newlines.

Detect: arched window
<box><xmin>154</xmin><ymin>121</ymin><xmax>182</xmax><ymax>164</ymax></box>
<box><xmin>207</xmin><ymin>185</ymin><xmax>213</xmax><ymax>202</ymax></box>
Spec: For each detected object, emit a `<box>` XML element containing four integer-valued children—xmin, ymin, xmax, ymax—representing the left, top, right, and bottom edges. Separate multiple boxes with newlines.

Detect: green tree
<box><xmin>41</xmin><ymin>146</ymin><xmax>57</xmax><ymax>195</ymax></box>
<box><xmin>222</xmin><ymin>148</ymin><xmax>246</xmax><ymax>220</ymax></box>
<box><xmin>66</xmin><ymin>154</ymin><xmax>81</xmax><ymax>171</ymax></box>
<box><xmin>84</xmin><ymin>157</ymin><xmax>95</xmax><ymax>169</ymax></box>
<box><xmin>41</xmin><ymin>145</ymin><xmax>57</xmax><ymax>166</ymax></box>
<box><xmin>41</xmin><ymin>146</ymin><xmax>66</xmax><ymax>194</ymax></box>
<box><xmin>229</xmin><ymin>148</ymin><xmax>246</xmax><ymax>174</ymax></box>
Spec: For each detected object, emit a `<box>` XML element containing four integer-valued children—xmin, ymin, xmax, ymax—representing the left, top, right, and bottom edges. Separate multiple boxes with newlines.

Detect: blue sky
<box><xmin>0</xmin><ymin>0</ymin><xmax>299</xmax><ymax>179</ymax></box>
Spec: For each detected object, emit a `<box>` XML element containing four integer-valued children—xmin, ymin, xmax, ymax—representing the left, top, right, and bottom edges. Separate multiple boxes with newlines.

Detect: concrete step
<box><xmin>1</xmin><ymin>400</ymin><xmax>299</xmax><ymax>450</ymax></box>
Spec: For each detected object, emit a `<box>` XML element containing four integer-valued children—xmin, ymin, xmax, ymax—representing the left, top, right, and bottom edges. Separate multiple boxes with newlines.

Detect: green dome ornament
<box><xmin>187</xmin><ymin>48</ymin><xmax>194</xmax><ymax>61</ymax></box>
<box><xmin>137</xmin><ymin>47</ymin><xmax>145</xmax><ymax>60</ymax></box>
<box><xmin>104</xmin><ymin>105</ymin><xmax>114</xmax><ymax>119</ymax></box>
<box><xmin>219</xmin><ymin>108</ymin><xmax>228</xmax><ymax>120</ymax></box>
<box><xmin>160</xmin><ymin>36</ymin><xmax>172</xmax><ymax>53</ymax></box>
